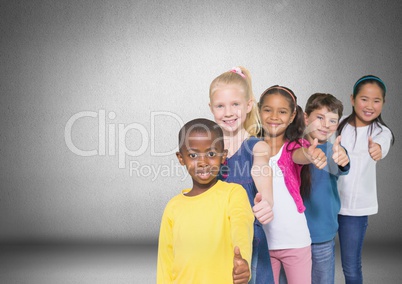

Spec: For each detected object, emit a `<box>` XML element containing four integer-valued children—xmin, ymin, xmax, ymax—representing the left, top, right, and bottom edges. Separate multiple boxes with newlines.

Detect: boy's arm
<box><xmin>332</xmin><ymin>136</ymin><xmax>350</xmax><ymax>169</ymax></box>
<box><xmin>251</xmin><ymin>141</ymin><xmax>274</xmax><ymax>224</ymax></box>
<box><xmin>229</xmin><ymin>185</ymin><xmax>254</xmax><ymax>276</ymax></box>
<box><xmin>337</xmin><ymin>147</ymin><xmax>350</xmax><ymax>176</ymax></box>
<box><xmin>156</xmin><ymin>207</ymin><xmax>174</xmax><ymax>284</ymax></box>
<box><xmin>233</xmin><ymin>246</ymin><xmax>250</xmax><ymax>284</ymax></box>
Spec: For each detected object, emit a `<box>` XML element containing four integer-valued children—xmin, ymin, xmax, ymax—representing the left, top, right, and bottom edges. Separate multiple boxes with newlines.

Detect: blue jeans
<box><xmin>279</xmin><ymin>266</ymin><xmax>287</xmax><ymax>284</ymax></box>
<box><xmin>249</xmin><ymin>223</ymin><xmax>274</xmax><ymax>284</ymax></box>
<box><xmin>311</xmin><ymin>239</ymin><xmax>335</xmax><ymax>284</ymax></box>
<box><xmin>338</xmin><ymin>215</ymin><xmax>368</xmax><ymax>284</ymax></box>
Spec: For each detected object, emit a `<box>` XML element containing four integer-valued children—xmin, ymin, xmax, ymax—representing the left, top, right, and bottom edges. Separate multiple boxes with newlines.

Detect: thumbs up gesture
<box><xmin>232</xmin><ymin>246</ymin><xmax>250</xmax><ymax>284</ymax></box>
<box><xmin>307</xmin><ymin>138</ymin><xmax>327</xmax><ymax>169</ymax></box>
<box><xmin>332</xmin><ymin>136</ymin><xmax>349</xmax><ymax>167</ymax></box>
<box><xmin>368</xmin><ymin>136</ymin><xmax>382</xmax><ymax>161</ymax></box>
<box><xmin>253</xmin><ymin>192</ymin><xmax>274</xmax><ymax>225</ymax></box>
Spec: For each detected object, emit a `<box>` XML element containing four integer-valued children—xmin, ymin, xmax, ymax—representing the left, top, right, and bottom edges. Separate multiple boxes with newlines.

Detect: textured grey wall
<box><xmin>1</xmin><ymin>0</ymin><xmax>401</xmax><ymax>245</ymax></box>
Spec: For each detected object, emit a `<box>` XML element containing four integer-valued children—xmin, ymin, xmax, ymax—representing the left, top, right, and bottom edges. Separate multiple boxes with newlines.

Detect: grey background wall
<box><xmin>1</xmin><ymin>0</ymin><xmax>401</xmax><ymax>245</ymax></box>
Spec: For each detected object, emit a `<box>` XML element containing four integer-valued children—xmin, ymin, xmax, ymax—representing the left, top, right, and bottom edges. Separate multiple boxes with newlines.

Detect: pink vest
<box><xmin>277</xmin><ymin>139</ymin><xmax>310</xmax><ymax>213</ymax></box>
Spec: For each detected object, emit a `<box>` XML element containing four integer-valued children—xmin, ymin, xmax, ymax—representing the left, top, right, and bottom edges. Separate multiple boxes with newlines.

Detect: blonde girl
<box><xmin>209</xmin><ymin>66</ymin><xmax>274</xmax><ymax>284</ymax></box>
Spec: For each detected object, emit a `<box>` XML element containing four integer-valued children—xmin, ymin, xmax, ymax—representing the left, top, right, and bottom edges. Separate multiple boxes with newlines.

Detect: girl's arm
<box><xmin>368</xmin><ymin>137</ymin><xmax>382</xmax><ymax>161</ymax></box>
<box><xmin>370</xmin><ymin>127</ymin><xmax>393</xmax><ymax>161</ymax></box>
<box><xmin>251</xmin><ymin>140</ymin><xmax>274</xmax><ymax>224</ymax></box>
<box><xmin>292</xmin><ymin>138</ymin><xmax>327</xmax><ymax>169</ymax></box>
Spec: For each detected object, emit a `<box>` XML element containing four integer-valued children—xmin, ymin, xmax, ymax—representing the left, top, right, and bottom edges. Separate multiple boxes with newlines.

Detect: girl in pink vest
<box><xmin>258</xmin><ymin>85</ymin><xmax>327</xmax><ymax>284</ymax></box>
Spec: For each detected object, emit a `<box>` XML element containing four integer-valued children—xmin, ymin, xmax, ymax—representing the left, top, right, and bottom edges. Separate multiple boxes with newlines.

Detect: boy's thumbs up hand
<box><xmin>332</xmin><ymin>136</ymin><xmax>349</xmax><ymax>167</ymax></box>
<box><xmin>233</xmin><ymin>246</ymin><xmax>250</xmax><ymax>284</ymax></box>
<box><xmin>253</xmin><ymin>192</ymin><xmax>273</xmax><ymax>225</ymax></box>
<box><xmin>368</xmin><ymin>136</ymin><xmax>382</xmax><ymax>161</ymax></box>
<box><xmin>307</xmin><ymin>138</ymin><xmax>327</xmax><ymax>169</ymax></box>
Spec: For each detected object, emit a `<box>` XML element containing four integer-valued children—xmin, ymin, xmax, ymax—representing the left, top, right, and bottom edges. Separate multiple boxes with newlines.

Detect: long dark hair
<box><xmin>258</xmin><ymin>85</ymin><xmax>311</xmax><ymax>195</ymax></box>
<box><xmin>337</xmin><ymin>75</ymin><xmax>395</xmax><ymax>145</ymax></box>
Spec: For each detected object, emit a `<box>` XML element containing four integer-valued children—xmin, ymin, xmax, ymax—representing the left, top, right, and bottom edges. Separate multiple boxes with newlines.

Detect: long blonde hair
<box><xmin>209</xmin><ymin>66</ymin><xmax>261</xmax><ymax>136</ymax></box>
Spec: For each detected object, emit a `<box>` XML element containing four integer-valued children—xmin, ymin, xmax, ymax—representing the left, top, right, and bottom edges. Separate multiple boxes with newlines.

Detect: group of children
<box><xmin>156</xmin><ymin>67</ymin><xmax>394</xmax><ymax>284</ymax></box>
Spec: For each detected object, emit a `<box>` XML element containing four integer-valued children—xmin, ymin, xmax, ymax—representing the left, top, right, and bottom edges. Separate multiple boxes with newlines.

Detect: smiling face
<box><xmin>352</xmin><ymin>83</ymin><xmax>384</xmax><ymax>127</ymax></box>
<box><xmin>259</xmin><ymin>93</ymin><xmax>295</xmax><ymax>139</ymax></box>
<box><xmin>209</xmin><ymin>83</ymin><xmax>252</xmax><ymax>135</ymax></box>
<box><xmin>305</xmin><ymin>106</ymin><xmax>339</xmax><ymax>144</ymax></box>
<box><xmin>176</xmin><ymin>130</ymin><xmax>227</xmax><ymax>194</ymax></box>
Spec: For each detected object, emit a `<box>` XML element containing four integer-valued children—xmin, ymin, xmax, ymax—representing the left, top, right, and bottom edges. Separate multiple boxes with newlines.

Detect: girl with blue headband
<box><xmin>337</xmin><ymin>75</ymin><xmax>395</xmax><ymax>283</ymax></box>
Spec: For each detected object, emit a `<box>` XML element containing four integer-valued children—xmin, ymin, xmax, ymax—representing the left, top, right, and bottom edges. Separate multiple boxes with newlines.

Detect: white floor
<box><xmin>0</xmin><ymin>244</ymin><xmax>158</xmax><ymax>284</ymax></box>
<box><xmin>334</xmin><ymin>242</ymin><xmax>401</xmax><ymax>283</ymax></box>
<box><xmin>0</xmin><ymin>243</ymin><xmax>400</xmax><ymax>283</ymax></box>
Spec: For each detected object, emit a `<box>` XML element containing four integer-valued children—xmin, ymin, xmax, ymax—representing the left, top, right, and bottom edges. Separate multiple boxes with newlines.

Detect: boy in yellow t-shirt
<box><xmin>157</xmin><ymin>118</ymin><xmax>254</xmax><ymax>284</ymax></box>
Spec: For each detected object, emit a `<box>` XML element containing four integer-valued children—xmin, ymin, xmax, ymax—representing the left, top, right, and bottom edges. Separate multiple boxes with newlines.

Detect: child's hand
<box><xmin>307</xmin><ymin>138</ymin><xmax>327</xmax><ymax>169</ymax></box>
<box><xmin>332</xmin><ymin>136</ymin><xmax>349</xmax><ymax>167</ymax></box>
<box><xmin>253</xmin><ymin>192</ymin><xmax>274</xmax><ymax>224</ymax></box>
<box><xmin>368</xmin><ymin>136</ymin><xmax>382</xmax><ymax>161</ymax></box>
<box><xmin>232</xmin><ymin>246</ymin><xmax>250</xmax><ymax>284</ymax></box>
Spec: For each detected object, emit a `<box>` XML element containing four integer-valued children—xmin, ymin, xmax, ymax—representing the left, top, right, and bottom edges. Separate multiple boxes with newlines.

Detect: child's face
<box><xmin>176</xmin><ymin>131</ymin><xmax>227</xmax><ymax>191</ymax></box>
<box><xmin>304</xmin><ymin>106</ymin><xmax>339</xmax><ymax>144</ymax></box>
<box><xmin>259</xmin><ymin>94</ymin><xmax>295</xmax><ymax>139</ymax></box>
<box><xmin>209</xmin><ymin>84</ymin><xmax>252</xmax><ymax>134</ymax></box>
<box><xmin>352</xmin><ymin>83</ymin><xmax>384</xmax><ymax>127</ymax></box>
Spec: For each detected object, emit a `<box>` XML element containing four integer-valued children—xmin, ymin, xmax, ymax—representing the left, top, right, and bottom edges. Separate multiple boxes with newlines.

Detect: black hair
<box><xmin>337</xmin><ymin>75</ymin><xmax>395</xmax><ymax>145</ymax></box>
<box><xmin>258</xmin><ymin>85</ymin><xmax>311</xmax><ymax>196</ymax></box>
<box><xmin>178</xmin><ymin>118</ymin><xmax>224</xmax><ymax>152</ymax></box>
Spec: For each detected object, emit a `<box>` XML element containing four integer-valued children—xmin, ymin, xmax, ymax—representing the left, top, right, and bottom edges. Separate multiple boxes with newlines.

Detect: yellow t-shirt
<box><xmin>157</xmin><ymin>180</ymin><xmax>254</xmax><ymax>284</ymax></box>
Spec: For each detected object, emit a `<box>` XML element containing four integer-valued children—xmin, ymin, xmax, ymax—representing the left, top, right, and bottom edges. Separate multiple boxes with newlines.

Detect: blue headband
<box><xmin>353</xmin><ymin>76</ymin><xmax>386</xmax><ymax>94</ymax></box>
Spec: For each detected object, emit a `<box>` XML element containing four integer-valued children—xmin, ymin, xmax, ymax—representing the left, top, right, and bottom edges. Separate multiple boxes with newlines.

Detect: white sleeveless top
<box><xmin>263</xmin><ymin>145</ymin><xmax>311</xmax><ymax>249</ymax></box>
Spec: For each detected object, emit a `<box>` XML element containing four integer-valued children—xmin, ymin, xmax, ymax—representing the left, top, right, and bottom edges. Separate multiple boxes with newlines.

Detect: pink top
<box><xmin>277</xmin><ymin>139</ymin><xmax>310</xmax><ymax>213</ymax></box>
